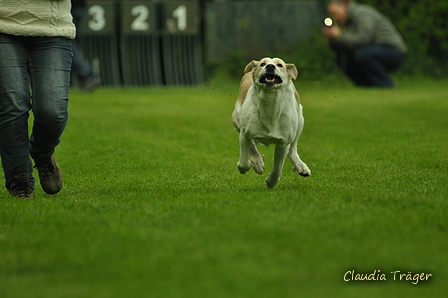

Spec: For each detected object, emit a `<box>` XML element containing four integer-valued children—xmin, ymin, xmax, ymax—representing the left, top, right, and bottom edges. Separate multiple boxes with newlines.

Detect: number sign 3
<box><xmin>88</xmin><ymin>5</ymin><xmax>106</xmax><ymax>31</ymax></box>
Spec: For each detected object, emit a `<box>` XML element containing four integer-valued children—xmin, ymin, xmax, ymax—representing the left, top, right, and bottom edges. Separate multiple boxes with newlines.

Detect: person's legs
<box><xmin>71</xmin><ymin>7</ymin><xmax>94</xmax><ymax>79</ymax></box>
<box><xmin>72</xmin><ymin>40</ymin><xmax>94</xmax><ymax>79</ymax></box>
<box><xmin>354</xmin><ymin>45</ymin><xmax>405</xmax><ymax>87</ymax></box>
<box><xmin>0</xmin><ymin>33</ymin><xmax>35</xmax><ymax>191</ymax></box>
<box><xmin>71</xmin><ymin>7</ymin><xmax>101</xmax><ymax>92</ymax></box>
<box><xmin>335</xmin><ymin>51</ymin><xmax>371</xmax><ymax>87</ymax></box>
<box><xmin>28</xmin><ymin>37</ymin><xmax>72</xmax><ymax>155</ymax></box>
<box><xmin>28</xmin><ymin>36</ymin><xmax>72</xmax><ymax>194</ymax></box>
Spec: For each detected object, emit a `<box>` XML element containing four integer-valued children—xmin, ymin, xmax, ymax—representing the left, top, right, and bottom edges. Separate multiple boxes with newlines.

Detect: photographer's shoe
<box><xmin>32</xmin><ymin>152</ymin><xmax>63</xmax><ymax>194</ymax></box>
<box><xmin>9</xmin><ymin>174</ymin><xmax>34</xmax><ymax>200</ymax></box>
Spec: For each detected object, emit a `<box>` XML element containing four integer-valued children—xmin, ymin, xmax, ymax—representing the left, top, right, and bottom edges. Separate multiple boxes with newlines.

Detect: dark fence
<box><xmin>205</xmin><ymin>0</ymin><xmax>324</xmax><ymax>64</ymax></box>
<box><xmin>120</xmin><ymin>0</ymin><xmax>163</xmax><ymax>86</ymax></box>
<box><xmin>77</xmin><ymin>0</ymin><xmax>204</xmax><ymax>86</ymax></box>
<box><xmin>75</xmin><ymin>0</ymin><xmax>324</xmax><ymax>86</ymax></box>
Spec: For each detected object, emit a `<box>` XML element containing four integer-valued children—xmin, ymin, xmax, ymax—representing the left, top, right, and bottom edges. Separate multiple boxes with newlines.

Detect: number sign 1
<box><xmin>164</xmin><ymin>2</ymin><xmax>199</xmax><ymax>34</ymax></box>
<box><xmin>172</xmin><ymin>4</ymin><xmax>187</xmax><ymax>31</ymax></box>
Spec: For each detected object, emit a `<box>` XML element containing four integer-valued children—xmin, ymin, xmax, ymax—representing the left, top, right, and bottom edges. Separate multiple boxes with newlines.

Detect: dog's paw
<box><xmin>294</xmin><ymin>162</ymin><xmax>311</xmax><ymax>177</ymax></box>
<box><xmin>266</xmin><ymin>173</ymin><xmax>280</xmax><ymax>189</ymax></box>
<box><xmin>250</xmin><ymin>155</ymin><xmax>265</xmax><ymax>175</ymax></box>
<box><xmin>237</xmin><ymin>161</ymin><xmax>251</xmax><ymax>174</ymax></box>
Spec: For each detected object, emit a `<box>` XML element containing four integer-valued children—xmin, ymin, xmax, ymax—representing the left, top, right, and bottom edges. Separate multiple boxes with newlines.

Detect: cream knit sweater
<box><xmin>0</xmin><ymin>0</ymin><xmax>76</xmax><ymax>39</ymax></box>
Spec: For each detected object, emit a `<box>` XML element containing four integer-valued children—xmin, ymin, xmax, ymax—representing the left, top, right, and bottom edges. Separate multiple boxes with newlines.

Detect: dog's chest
<box><xmin>241</xmin><ymin>96</ymin><xmax>298</xmax><ymax>146</ymax></box>
<box><xmin>245</xmin><ymin>119</ymin><xmax>295</xmax><ymax>146</ymax></box>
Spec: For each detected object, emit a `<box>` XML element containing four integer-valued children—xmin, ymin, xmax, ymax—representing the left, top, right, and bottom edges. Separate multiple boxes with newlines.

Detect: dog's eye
<box><xmin>277</xmin><ymin>64</ymin><xmax>283</xmax><ymax>68</ymax></box>
<box><xmin>260</xmin><ymin>63</ymin><xmax>266</xmax><ymax>67</ymax></box>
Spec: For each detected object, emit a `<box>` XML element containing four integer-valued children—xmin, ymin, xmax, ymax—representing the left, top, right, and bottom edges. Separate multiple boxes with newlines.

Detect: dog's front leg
<box><xmin>237</xmin><ymin>132</ymin><xmax>251</xmax><ymax>174</ymax></box>
<box><xmin>289</xmin><ymin>148</ymin><xmax>311</xmax><ymax>177</ymax></box>
<box><xmin>288</xmin><ymin>105</ymin><xmax>311</xmax><ymax>177</ymax></box>
<box><xmin>250</xmin><ymin>141</ymin><xmax>264</xmax><ymax>174</ymax></box>
<box><xmin>288</xmin><ymin>139</ymin><xmax>311</xmax><ymax>177</ymax></box>
<box><xmin>266</xmin><ymin>145</ymin><xmax>289</xmax><ymax>189</ymax></box>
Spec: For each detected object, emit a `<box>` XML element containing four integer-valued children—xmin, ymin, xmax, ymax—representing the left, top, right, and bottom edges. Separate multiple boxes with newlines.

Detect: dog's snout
<box><xmin>266</xmin><ymin>64</ymin><xmax>276</xmax><ymax>72</ymax></box>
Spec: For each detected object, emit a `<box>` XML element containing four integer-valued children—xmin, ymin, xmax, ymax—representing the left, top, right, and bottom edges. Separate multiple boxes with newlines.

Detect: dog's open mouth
<box><xmin>259</xmin><ymin>74</ymin><xmax>283</xmax><ymax>86</ymax></box>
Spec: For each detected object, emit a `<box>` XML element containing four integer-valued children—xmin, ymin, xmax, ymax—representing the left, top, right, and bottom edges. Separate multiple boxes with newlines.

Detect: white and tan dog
<box><xmin>232</xmin><ymin>57</ymin><xmax>311</xmax><ymax>188</ymax></box>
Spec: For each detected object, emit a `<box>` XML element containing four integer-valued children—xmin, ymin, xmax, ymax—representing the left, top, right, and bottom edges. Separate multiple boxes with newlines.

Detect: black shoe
<box><xmin>32</xmin><ymin>152</ymin><xmax>63</xmax><ymax>194</ymax></box>
<box><xmin>9</xmin><ymin>174</ymin><xmax>34</xmax><ymax>199</ymax></box>
<box><xmin>80</xmin><ymin>75</ymin><xmax>101</xmax><ymax>92</ymax></box>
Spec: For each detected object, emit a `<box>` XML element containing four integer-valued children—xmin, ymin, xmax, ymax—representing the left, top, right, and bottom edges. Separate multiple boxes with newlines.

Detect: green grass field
<box><xmin>1</xmin><ymin>77</ymin><xmax>447</xmax><ymax>297</ymax></box>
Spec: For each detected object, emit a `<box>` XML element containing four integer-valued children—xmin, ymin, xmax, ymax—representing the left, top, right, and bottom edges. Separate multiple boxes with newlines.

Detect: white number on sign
<box><xmin>131</xmin><ymin>5</ymin><xmax>150</xmax><ymax>31</ymax></box>
<box><xmin>88</xmin><ymin>5</ymin><xmax>106</xmax><ymax>31</ymax></box>
<box><xmin>172</xmin><ymin>4</ymin><xmax>187</xmax><ymax>31</ymax></box>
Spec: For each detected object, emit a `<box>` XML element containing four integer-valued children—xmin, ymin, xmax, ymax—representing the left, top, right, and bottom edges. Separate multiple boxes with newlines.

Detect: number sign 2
<box><xmin>122</xmin><ymin>2</ymin><xmax>156</xmax><ymax>34</ymax></box>
<box><xmin>130</xmin><ymin>5</ymin><xmax>150</xmax><ymax>31</ymax></box>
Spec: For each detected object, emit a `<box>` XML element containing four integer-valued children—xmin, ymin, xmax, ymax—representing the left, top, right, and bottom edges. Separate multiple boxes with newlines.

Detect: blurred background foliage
<box><xmin>207</xmin><ymin>0</ymin><xmax>448</xmax><ymax>80</ymax></box>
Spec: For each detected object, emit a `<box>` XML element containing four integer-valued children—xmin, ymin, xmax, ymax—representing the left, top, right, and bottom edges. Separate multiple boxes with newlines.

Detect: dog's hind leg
<box><xmin>266</xmin><ymin>145</ymin><xmax>289</xmax><ymax>189</ymax></box>
<box><xmin>249</xmin><ymin>141</ymin><xmax>264</xmax><ymax>174</ymax></box>
<box><xmin>237</xmin><ymin>133</ymin><xmax>252</xmax><ymax>174</ymax></box>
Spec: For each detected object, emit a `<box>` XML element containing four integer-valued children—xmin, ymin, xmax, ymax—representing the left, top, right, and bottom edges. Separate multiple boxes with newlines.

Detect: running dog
<box><xmin>232</xmin><ymin>57</ymin><xmax>311</xmax><ymax>188</ymax></box>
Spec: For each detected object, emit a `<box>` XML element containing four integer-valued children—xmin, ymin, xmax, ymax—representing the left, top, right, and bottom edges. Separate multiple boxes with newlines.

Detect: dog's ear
<box><xmin>244</xmin><ymin>60</ymin><xmax>258</xmax><ymax>73</ymax></box>
<box><xmin>286</xmin><ymin>64</ymin><xmax>298</xmax><ymax>80</ymax></box>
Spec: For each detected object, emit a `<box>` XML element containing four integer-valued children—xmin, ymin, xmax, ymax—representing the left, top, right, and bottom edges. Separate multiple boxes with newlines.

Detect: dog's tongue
<box><xmin>266</xmin><ymin>75</ymin><xmax>276</xmax><ymax>82</ymax></box>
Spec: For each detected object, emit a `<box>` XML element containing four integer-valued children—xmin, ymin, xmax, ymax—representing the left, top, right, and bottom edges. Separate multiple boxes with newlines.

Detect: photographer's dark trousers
<box><xmin>336</xmin><ymin>45</ymin><xmax>405</xmax><ymax>88</ymax></box>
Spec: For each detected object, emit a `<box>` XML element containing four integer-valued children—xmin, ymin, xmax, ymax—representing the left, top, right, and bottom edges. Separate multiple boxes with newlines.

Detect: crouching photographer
<box><xmin>322</xmin><ymin>0</ymin><xmax>407</xmax><ymax>88</ymax></box>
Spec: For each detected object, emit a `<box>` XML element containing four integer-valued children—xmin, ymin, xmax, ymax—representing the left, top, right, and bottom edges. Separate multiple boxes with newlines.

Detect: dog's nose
<box><xmin>266</xmin><ymin>64</ymin><xmax>275</xmax><ymax>71</ymax></box>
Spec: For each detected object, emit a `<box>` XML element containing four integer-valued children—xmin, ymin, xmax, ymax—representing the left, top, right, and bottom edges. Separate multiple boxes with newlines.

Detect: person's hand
<box><xmin>322</xmin><ymin>24</ymin><xmax>341</xmax><ymax>40</ymax></box>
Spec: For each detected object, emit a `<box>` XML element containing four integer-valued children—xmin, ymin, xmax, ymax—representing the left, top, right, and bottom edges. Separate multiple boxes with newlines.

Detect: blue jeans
<box><xmin>0</xmin><ymin>33</ymin><xmax>72</xmax><ymax>190</ymax></box>
<box><xmin>71</xmin><ymin>7</ymin><xmax>94</xmax><ymax>80</ymax></box>
<box><xmin>336</xmin><ymin>45</ymin><xmax>405</xmax><ymax>87</ymax></box>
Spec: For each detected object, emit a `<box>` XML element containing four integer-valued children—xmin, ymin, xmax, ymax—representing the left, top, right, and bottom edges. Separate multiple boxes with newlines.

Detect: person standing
<box><xmin>71</xmin><ymin>0</ymin><xmax>101</xmax><ymax>92</ymax></box>
<box><xmin>322</xmin><ymin>0</ymin><xmax>407</xmax><ymax>87</ymax></box>
<box><xmin>0</xmin><ymin>1</ymin><xmax>76</xmax><ymax>198</ymax></box>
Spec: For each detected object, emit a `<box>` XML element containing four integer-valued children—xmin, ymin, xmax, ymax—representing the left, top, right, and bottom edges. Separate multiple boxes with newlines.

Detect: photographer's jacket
<box><xmin>330</xmin><ymin>1</ymin><xmax>407</xmax><ymax>54</ymax></box>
